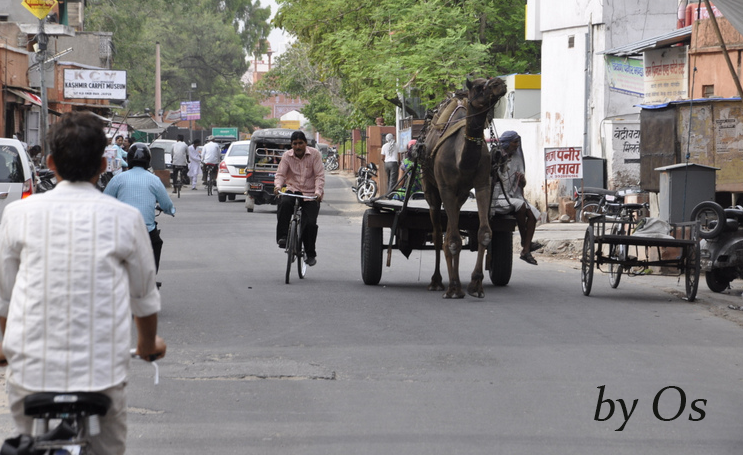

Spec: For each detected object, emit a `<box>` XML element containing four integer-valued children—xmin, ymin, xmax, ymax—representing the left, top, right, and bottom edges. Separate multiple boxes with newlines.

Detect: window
<box><xmin>568</xmin><ymin>35</ymin><xmax>575</xmax><ymax>48</ymax></box>
<box><xmin>0</xmin><ymin>146</ymin><xmax>23</xmax><ymax>183</ymax></box>
<box><xmin>702</xmin><ymin>85</ymin><xmax>715</xmax><ymax>98</ymax></box>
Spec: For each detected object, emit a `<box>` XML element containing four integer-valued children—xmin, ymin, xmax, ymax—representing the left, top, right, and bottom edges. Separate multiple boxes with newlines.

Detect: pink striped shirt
<box><xmin>274</xmin><ymin>147</ymin><xmax>325</xmax><ymax>196</ymax></box>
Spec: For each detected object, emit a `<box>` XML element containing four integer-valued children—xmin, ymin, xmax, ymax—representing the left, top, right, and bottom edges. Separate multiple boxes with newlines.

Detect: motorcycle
<box><xmin>35</xmin><ymin>167</ymin><xmax>56</xmax><ymax>193</ymax></box>
<box><xmin>351</xmin><ymin>162</ymin><xmax>378</xmax><ymax>203</ymax></box>
<box><xmin>690</xmin><ymin>201</ymin><xmax>743</xmax><ymax>292</ymax></box>
<box><xmin>324</xmin><ymin>149</ymin><xmax>339</xmax><ymax>171</ymax></box>
<box><xmin>573</xmin><ymin>186</ymin><xmax>622</xmax><ymax>222</ymax></box>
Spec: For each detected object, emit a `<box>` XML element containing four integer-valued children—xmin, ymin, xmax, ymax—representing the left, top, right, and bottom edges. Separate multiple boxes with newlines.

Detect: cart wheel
<box><xmin>608</xmin><ymin>224</ymin><xmax>623</xmax><ymax>289</ymax></box>
<box><xmin>690</xmin><ymin>201</ymin><xmax>725</xmax><ymax>239</ymax></box>
<box><xmin>685</xmin><ymin>242</ymin><xmax>701</xmax><ymax>301</ymax></box>
<box><xmin>489</xmin><ymin>231</ymin><xmax>513</xmax><ymax>286</ymax></box>
<box><xmin>361</xmin><ymin>209</ymin><xmax>383</xmax><ymax>285</ymax></box>
<box><xmin>608</xmin><ymin>244</ymin><xmax>623</xmax><ymax>289</ymax></box>
<box><xmin>581</xmin><ymin>228</ymin><xmax>595</xmax><ymax>296</ymax></box>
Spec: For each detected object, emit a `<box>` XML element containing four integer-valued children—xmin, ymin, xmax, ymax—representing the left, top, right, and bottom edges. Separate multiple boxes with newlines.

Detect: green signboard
<box><xmin>212</xmin><ymin>127</ymin><xmax>238</xmax><ymax>138</ymax></box>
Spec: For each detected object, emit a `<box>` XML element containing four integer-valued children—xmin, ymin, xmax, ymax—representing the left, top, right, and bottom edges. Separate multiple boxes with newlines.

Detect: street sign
<box><xmin>22</xmin><ymin>0</ymin><xmax>58</xmax><ymax>20</ymax></box>
<box><xmin>212</xmin><ymin>127</ymin><xmax>238</xmax><ymax>138</ymax></box>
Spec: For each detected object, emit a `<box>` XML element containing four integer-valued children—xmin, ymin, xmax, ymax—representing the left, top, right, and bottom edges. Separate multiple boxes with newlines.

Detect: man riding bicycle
<box><xmin>201</xmin><ymin>137</ymin><xmax>221</xmax><ymax>187</ymax></box>
<box><xmin>171</xmin><ymin>135</ymin><xmax>189</xmax><ymax>193</ymax></box>
<box><xmin>274</xmin><ymin>131</ymin><xmax>325</xmax><ymax>266</ymax></box>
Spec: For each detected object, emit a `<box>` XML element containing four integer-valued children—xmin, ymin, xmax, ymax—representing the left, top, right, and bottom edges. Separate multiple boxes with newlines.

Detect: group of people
<box><xmin>382</xmin><ymin>130</ymin><xmax>542</xmax><ymax>265</ymax></box>
<box><xmin>170</xmin><ymin>135</ymin><xmax>223</xmax><ymax>191</ymax></box>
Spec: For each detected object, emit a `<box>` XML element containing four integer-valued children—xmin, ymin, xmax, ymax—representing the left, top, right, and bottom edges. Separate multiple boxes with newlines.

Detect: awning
<box><xmin>601</xmin><ymin>26</ymin><xmax>692</xmax><ymax>57</ymax></box>
<box><xmin>8</xmin><ymin>88</ymin><xmax>42</xmax><ymax>106</ymax></box>
<box><xmin>7</xmin><ymin>88</ymin><xmax>63</xmax><ymax>116</ymax></box>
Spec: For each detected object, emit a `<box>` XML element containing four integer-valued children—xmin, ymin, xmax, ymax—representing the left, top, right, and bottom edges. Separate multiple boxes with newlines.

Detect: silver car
<box><xmin>216</xmin><ymin>140</ymin><xmax>250</xmax><ymax>202</ymax></box>
<box><xmin>0</xmin><ymin>138</ymin><xmax>35</xmax><ymax>217</ymax></box>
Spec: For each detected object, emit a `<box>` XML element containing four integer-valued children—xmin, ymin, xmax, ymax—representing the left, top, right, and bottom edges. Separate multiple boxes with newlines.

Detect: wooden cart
<box><xmin>581</xmin><ymin>214</ymin><xmax>701</xmax><ymax>301</ymax></box>
<box><xmin>360</xmin><ymin>197</ymin><xmax>517</xmax><ymax>286</ymax></box>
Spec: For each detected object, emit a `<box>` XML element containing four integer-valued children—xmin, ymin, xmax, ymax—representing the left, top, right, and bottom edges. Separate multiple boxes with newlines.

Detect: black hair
<box><xmin>29</xmin><ymin>145</ymin><xmax>42</xmax><ymax>156</ymax></box>
<box><xmin>115</xmin><ymin>135</ymin><xmax>123</xmax><ymax>141</ymax></box>
<box><xmin>48</xmin><ymin>112</ymin><xmax>107</xmax><ymax>182</ymax></box>
<box><xmin>177</xmin><ymin>134</ymin><xmax>184</xmax><ymax>141</ymax></box>
<box><xmin>192</xmin><ymin>139</ymin><xmax>201</xmax><ymax>146</ymax></box>
<box><xmin>290</xmin><ymin>131</ymin><xmax>307</xmax><ymax>143</ymax></box>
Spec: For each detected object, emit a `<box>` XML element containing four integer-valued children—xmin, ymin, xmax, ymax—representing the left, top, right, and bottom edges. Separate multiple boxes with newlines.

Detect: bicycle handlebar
<box><xmin>278</xmin><ymin>192</ymin><xmax>318</xmax><ymax>200</ymax></box>
<box><xmin>130</xmin><ymin>349</ymin><xmax>160</xmax><ymax>385</ymax></box>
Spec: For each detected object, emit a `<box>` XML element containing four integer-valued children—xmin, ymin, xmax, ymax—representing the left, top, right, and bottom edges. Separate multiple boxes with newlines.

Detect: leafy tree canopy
<box><xmin>271</xmin><ymin>0</ymin><xmax>540</xmax><ymax>123</ymax></box>
<box><xmin>85</xmin><ymin>0</ymin><xmax>274</xmax><ymax>132</ymax></box>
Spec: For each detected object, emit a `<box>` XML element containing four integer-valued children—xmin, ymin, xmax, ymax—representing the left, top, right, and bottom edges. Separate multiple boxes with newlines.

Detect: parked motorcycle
<box><xmin>690</xmin><ymin>201</ymin><xmax>743</xmax><ymax>292</ymax></box>
<box><xmin>35</xmin><ymin>168</ymin><xmax>56</xmax><ymax>193</ymax></box>
<box><xmin>573</xmin><ymin>186</ymin><xmax>622</xmax><ymax>222</ymax></box>
<box><xmin>351</xmin><ymin>162</ymin><xmax>378</xmax><ymax>203</ymax></box>
<box><xmin>324</xmin><ymin>149</ymin><xmax>339</xmax><ymax>171</ymax></box>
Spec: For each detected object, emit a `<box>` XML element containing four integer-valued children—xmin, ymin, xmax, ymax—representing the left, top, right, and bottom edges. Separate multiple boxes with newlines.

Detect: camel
<box><xmin>420</xmin><ymin>77</ymin><xmax>507</xmax><ymax>298</ymax></box>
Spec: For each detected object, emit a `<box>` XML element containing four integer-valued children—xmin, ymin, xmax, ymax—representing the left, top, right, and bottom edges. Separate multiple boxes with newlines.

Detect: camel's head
<box><xmin>466</xmin><ymin>77</ymin><xmax>507</xmax><ymax>112</ymax></box>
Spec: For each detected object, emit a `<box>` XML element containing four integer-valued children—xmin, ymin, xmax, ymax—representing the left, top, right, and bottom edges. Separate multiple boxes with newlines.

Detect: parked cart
<box><xmin>580</xmin><ymin>202</ymin><xmax>701</xmax><ymax>301</ymax></box>
<box><xmin>360</xmin><ymin>197</ymin><xmax>517</xmax><ymax>286</ymax></box>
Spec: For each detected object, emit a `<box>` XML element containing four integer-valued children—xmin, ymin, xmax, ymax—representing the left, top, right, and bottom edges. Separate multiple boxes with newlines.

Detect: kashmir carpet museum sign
<box><xmin>64</xmin><ymin>69</ymin><xmax>127</xmax><ymax>100</ymax></box>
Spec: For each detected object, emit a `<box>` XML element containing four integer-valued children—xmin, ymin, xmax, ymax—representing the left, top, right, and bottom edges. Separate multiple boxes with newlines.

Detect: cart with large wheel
<box><xmin>580</xmin><ymin>212</ymin><xmax>701</xmax><ymax>301</ymax></box>
<box><xmin>360</xmin><ymin>197</ymin><xmax>517</xmax><ymax>286</ymax></box>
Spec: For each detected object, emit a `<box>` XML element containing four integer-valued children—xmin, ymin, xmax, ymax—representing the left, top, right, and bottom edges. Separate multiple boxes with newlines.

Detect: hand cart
<box><xmin>581</xmin><ymin>210</ymin><xmax>701</xmax><ymax>301</ymax></box>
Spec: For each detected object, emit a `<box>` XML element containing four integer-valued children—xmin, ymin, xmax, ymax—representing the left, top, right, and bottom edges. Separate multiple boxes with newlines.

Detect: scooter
<box><xmin>351</xmin><ymin>162</ymin><xmax>378</xmax><ymax>203</ymax></box>
<box><xmin>35</xmin><ymin>168</ymin><xmax>56</xmax><ymax>193</ymax></box>
<box><xmin>690</xmin><ymin>201</ymin><xmax>743</xmax><ymax>292</ymax></box>
<box><xmin>324</xmin><ymin>149</ymin><xmax>339</xmax><ymax>171</ymax></box>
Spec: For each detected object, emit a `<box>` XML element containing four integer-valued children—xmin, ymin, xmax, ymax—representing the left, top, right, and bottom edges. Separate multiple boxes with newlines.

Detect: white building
<box><xmin>525</xmin><ymin>0</ymin><xmax>679</xmax><ymax>202</ymax></box>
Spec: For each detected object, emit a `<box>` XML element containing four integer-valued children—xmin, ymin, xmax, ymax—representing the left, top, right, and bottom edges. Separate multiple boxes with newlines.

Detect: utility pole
<box><xmin>155</xmin><ymin>42</ymin><xmax>162</xmax><ymax>123</ymax></box>
<box><xmin>37</xmin><ymin>18</ymin><xmax>48</xmax><ymax>158</ymax></box>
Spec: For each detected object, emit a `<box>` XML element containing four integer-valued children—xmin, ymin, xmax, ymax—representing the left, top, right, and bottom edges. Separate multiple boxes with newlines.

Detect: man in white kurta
<box><xmin>0</xmin><ymin>111</ymin><xmax>166</xmax><ymax>454</ymax></box>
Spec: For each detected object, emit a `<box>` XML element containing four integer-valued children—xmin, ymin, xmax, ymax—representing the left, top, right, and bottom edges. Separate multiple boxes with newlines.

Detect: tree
<box><xmin>85</xmin><ymin>0</ymin><xmax>274</xmax><ymax>131</ymax></box>
<box><xmin>273</xmin><ymin>0</ymin><xmax>540</xmax><ymax>116</ymax></box>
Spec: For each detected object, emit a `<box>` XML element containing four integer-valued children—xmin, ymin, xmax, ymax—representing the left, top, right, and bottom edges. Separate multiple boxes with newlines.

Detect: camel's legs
<box><xmin>467</xmin><ymin>184</ymin><xmax>493</xmax><ymax>298</ymax></box>
<box><xmin>426</xmin><ymin>192</ymin><xmax>445</xmax><ymax>292</ymax></box>
<box><xmin>442</xmin><ymin>193</ymin><xmax>465</xmax><ymax>299</ymax></box>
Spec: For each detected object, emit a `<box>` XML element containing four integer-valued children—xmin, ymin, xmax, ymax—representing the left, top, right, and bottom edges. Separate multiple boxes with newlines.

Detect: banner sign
<box><xmin>180</xmin><ymin>101</ymin><xmax>200</xmax><ymax>121</ymax></box>
<box><xmin>545</xmin><ymin>147</ymin><xmax>583</xmax><ymax>179</ymax></box>
<box><xmin>643</xmin><ymin>46</ymin><xmax>689</xmax><ymax>104</ymax></box>
<box><xmin>605</xmin><ymin>56</ymin><xmax>644</xmax><ymax>97</ymax></box>
<box><xmin>63</xmin><ymin>69</ymin><xmax>127</xmax><ymax>100</ymax></box>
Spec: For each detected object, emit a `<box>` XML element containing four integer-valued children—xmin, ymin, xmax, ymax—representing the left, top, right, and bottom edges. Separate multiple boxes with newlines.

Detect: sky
<box><xmin>262</xmin><ymin>0</ymin><xmax>291</xmax><ymax>56</ymax></box>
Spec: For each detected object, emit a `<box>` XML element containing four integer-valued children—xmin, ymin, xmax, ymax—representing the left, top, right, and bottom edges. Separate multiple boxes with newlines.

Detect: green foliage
<box><xmin>274</xmin><ymin>0</ymin><xmax>540</xmax><ymax>117</ymax></box>
<box><xmin>85</xmin><ymin>0</ymin><xmax>273</xmax><ymax>132</ymax></box>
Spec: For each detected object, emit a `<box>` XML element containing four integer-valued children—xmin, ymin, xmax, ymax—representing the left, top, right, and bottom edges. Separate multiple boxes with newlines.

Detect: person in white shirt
<box><xmin>381</xmin><ymin>133</ymin><xmax>400</xmax><ymax>193</ymax></box>
<box><xmin>187</xmin><ymin>138</ymin><xmax>202</xmax><ymax>190</ymax></box>
<box><xmin>201</xmin><ymin>137</ymin><xmax>221</xmax><ymax>185</ymax></box>
<box><xmin>0</xmin><ymin>112</ymin><xmax>167</xmax><ymax>454</ymax></box>
<box><xmin>171</xmin><ymin>135</ymin><xmax>189</xmax><ymax>193</ymax></box>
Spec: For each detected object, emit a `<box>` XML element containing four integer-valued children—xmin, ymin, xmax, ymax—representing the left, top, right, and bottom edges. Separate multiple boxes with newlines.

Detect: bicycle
<box><xmin>280</xmin><ymin>192</ymin><xmax>317</xmax><ymax>284</ymax></box>
<box><xmin>204</xmin><ymin>164</ymin><xmax>218</xmax><ymax>196</ymax></box>
<box><xmin>172</xmin><ymin>165</ymin><xmax>186</xmax><ymax>198</ymax></box>
<box><xmin>1</xmin><ymin>352</ymin><xmax>159</xmax><ymax>455</ymax></box>
<box><xmin>603</xmin><ymin>201</ymin><xmax>650</xmax><ymax>288</ymax></box>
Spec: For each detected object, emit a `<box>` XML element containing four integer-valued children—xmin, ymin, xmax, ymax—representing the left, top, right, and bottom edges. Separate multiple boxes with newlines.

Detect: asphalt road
<box><xmin>2</xmin><ymin>173</ymin><xmax>743</xmax><ymax>454</ymax></box>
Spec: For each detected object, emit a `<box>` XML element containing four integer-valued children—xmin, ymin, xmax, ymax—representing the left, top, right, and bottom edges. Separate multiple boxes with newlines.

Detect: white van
<box><xmin>0</xmin><ymin>138</ymin><xmax>35</xmax><ymax>217</ymax></box>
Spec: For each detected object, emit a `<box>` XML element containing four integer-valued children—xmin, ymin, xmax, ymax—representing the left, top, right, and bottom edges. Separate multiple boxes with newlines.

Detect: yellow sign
<box><xmin>22</xmin><ymin>0</ymin><xmax>58</xmax><ymax>20</ymax></box>
<box><xmin>280</xmin><ymin>120</ymin><xmax>300</xmax><ymax>130</ymax></box>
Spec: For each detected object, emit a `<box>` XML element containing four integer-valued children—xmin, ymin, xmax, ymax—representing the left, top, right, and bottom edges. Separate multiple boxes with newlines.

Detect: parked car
<box><xmin>216</xmin><ymin>140</ymin><xmax>250</xmax><ymax>202</ymax></box>
<box><xmin>148</xmin><ymin>139</ymin><xmax>177</xmax><ymax>171</ymax></box>
<box><xmin>0</xmin><ymin>138</ymin><xmax>35</xmax><ymax>217</ymax></box>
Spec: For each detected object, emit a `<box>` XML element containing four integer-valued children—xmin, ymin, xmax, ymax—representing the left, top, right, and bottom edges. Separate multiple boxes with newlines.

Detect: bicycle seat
<box><xmin>622</xmin><ymin>203</ymin><xmax>646</xmax><ymax>211</ymax></box>
<box><xmin>24</xmin><ymin>392</ymin><xmax>112</xmax><ymax>417</ymax></box>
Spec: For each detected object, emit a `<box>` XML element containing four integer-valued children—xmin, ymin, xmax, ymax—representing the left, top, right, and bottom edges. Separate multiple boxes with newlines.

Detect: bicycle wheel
<box><xmin>285</xmin><ymin>220</ymin><xmax>298</xmax><ymax>284</ymax></box>
<box><xmin>581</xmin><ymin>228</ymin><xmax>595</xmax><ymax>296</ymax></box>
<box><xmin>685</xmin><ymin>242</ymin><xmax>700</xmax><ymax>302</ymax></box>
<box><xmin>176</xmin><ymin>173</ymin><xmax>181</xmax><ymax>199</ymax></box>
<box><xmin>297</xmin><ymin>227</ymin><xmax>306</xmax><ymax>279</ymax></box>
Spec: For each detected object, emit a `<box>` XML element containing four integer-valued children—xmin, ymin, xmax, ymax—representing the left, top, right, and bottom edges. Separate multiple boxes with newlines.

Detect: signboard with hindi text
<box><xmin>180</xmin><ymin>101</ymin><xmax>200</xmax><ymax>120</ymax></box>
<box><xmin>22</xmin><ymin>0</ymin><xmax>57</xmax><ymax>20</ymax></box>
<box><xmin>545</xmin><ymin>147</ymin><xmax>583</xmax><ymax>180</ymax></box>
<box><xmin>643</xmin><ymin>46</ymin><xmax>689</xmax><ymax>104</ymax></box>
